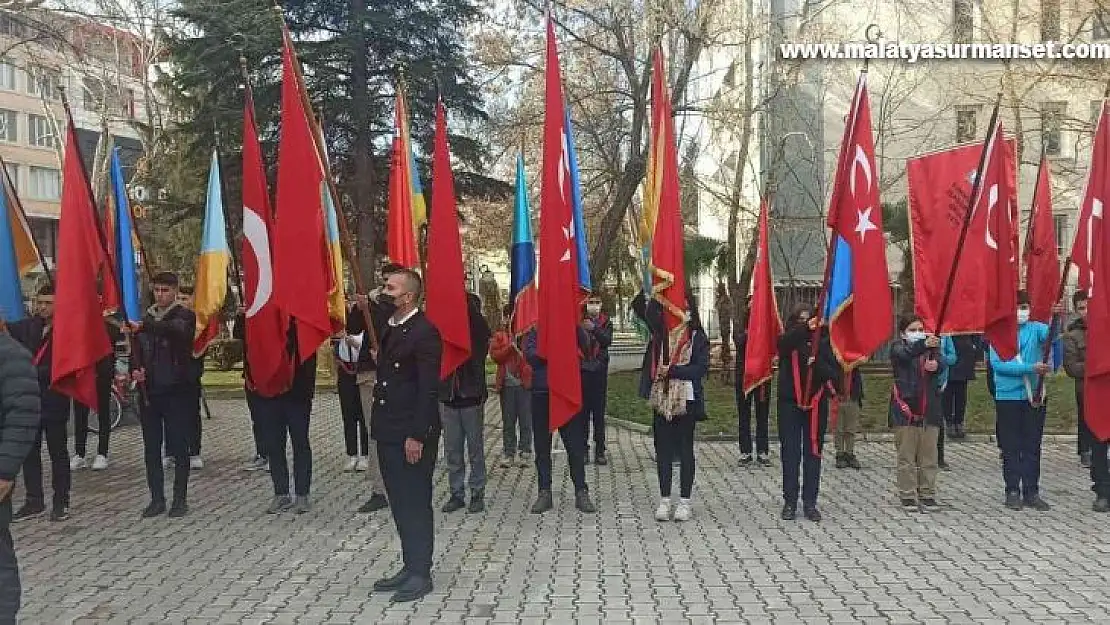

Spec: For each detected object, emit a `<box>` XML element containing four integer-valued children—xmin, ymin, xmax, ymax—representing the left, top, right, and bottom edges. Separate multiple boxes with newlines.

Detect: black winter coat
<box><xmin>0</xmin><ymin>332</ymin><xmax>41</xmax><ymax>525</ymax></box>
<box><xmin>369</xmin><ymin>311</ymin><xmax>443</xmax><ymax>443</ymax></box>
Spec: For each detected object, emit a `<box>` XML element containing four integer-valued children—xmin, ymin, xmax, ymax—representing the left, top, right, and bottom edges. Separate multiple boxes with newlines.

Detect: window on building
<box><xmin>1041</xmin><ymin>0</ymin><xmax>1061</xmax><ymax>41</ymax></box>
<box><xmin>0</xmin><ymin>109</ymin><xmax>15</xmax><ymax>142</ymax></box>
<box><xmin>954</xmin><ymin>0</ymin><xmax>974</xmax><ymax>44</ymax></box>
<box><xmin>4</xmin><ymin>162</ymin><xmax>18</xmax><ymax>187</ymax></box>
<box><xmin>0</xmin><ymin>14</ymin><xmax>27</xmax><ymax>38</ymax></box>
<box><xmin>28</xmin><ymin>217</ymin><xmax>56</xmax><ymax>262</ymax></box>
<box><xmin>26</xmin><ymin>65</ymin><xmax>61</xmax><ymax>101</ymax></box>
<box><xmin>955</xmin><ymin>105</ymin><xmax>979</xmax><ymax>142</ymax></box>
<box><xmin>82</xmin><ymin>77</ymin><xmax>104</xmax><ymax>111</ymax></box>
<box><xmin>27</xmin><ymin>167</ymin><xmax>60</xmax><ymax>201</ymax></box>
<box><xmin>0</xmin><ymin>60</ymin><xmax>15</xmax><ymax>91</ymax></box>
<box><xmin>1096</xmin><ymin>11</ymin><xmax>1110</xmax><ymax>40</ymax></box>
<box><xmin>1054</xmin><ymin>214</ymin><xmax>1068</xmax><ymax>259</ymax></box>
<box><xmin>27</xmin><ymin>114</ymin><xmax>55</xmax><ymax>149</ymax></box>
<box><xmin>1042</xmin><ymin>101</ymin><xmax>1066</xmax><ymax>156</ymax></box>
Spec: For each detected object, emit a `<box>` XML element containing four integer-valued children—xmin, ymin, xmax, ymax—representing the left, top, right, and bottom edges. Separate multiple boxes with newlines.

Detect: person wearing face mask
<box><xmin>367</xmin><ymin>269</ymin><xmax>443</xmax><ymax>603</ymax></box>
<box><xmin>580</xmin><ymin>295</ymin><xmax>613</xmax><ymax>465</ymax></box>
<box><xmin>990</xmin><ymin>291</ymin><xmax>1056</xmax><ymax>511</ymax></box>
<box><xmin>1063</xmin><ymin>290</ymin><xmax>1106</xmax><ymax>510</ymax></box>
<box><xmin>889</xmin><ymin>316</ymin><xmax>951</xmax><ymax>509</ymax></box>
<box><xmin>776</xmin><ymin>305</ymin><xmax>839</xmax><ymax>522</ymax></box>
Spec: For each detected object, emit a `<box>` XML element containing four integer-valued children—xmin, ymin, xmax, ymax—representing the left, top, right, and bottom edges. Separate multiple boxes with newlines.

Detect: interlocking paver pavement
<box><xmin>11</xmin><ymin>394</ymin><xmax>1110</xmax><ymax>624</ymax></box>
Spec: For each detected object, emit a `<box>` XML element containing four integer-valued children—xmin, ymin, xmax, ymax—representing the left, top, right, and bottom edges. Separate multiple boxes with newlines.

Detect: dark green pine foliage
<box><xmin>160</xmin><ymin>0</ymin><xmax>487</xmax><ymax>261</ymax></box>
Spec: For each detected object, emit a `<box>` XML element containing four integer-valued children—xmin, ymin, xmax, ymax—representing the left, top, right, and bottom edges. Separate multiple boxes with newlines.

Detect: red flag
<box><xmin>273</xmin><ymin>33</ymin><xmax>334</xmax><ymax>361</ymax></box>
<box><xmin>387</xmin><ymin>90</ymin><xmax>420</xmax><ymax>269</ymax></box>
<box><xmin>1024</xmin><ymin>153</ymin><xmax>1059</xmax><ymax>323</ymax></box>
<box><xmin>52</xmin><ymin>117</ymin><xmax>112</xmax><ymax>409</ymax></box>
<box><xmin>537</xmin><ymin>15</ymin><xmax>582</xmax><ymax>431</ymax></box>
<box><xmin>647</xmin><ymin>48</ymin><xmax>687</xmax><ymax>330</ymax></box>
<box><xmin>1074</xmin><ymin>100</ymin><xmax>1110</xmax><ymax>293</ymax></box>
<box><xmin>743</xmin><ymin>199</ymin><xmax>781</xmax><ymax>395</ymax></box>
<box><xmin>424</xmin><ymin>99</ymin><xmax>471</xmax><ymax>379</ymax></box>
<box><xmin>242</xmin><ymin>79</ymin><xmax>294</xmax><ymax>397</ymax></box>
<box><xmin>907</xmin><ymin>139</ymin><xmax>1017</xmax><ymax>334</ymax></box>
<box><xmin>1085</xmin><ymin>189</ymin><xmax>1110</xmax><ymax>439</ymax></box>
<box><xmin>823</xmin><ymin>72</ymin><xmax>892</xmax><ymax>367</ymax></box>
<box><xmin>978</xmin><ymin>118</ymin><xmax>1019</xmax><ymax>361</ymax></box>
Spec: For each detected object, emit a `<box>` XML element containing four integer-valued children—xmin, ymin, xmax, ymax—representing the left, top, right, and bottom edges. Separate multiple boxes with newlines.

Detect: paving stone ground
<box><xmin>11</xmin><ymin>393</ymin><xmax>1110</xmax><ymax>624</ymax></box>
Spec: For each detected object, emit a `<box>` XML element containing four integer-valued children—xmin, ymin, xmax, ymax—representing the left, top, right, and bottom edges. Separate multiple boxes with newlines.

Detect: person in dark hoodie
<box><xmin>580</xmin><ymin>294</ymin><xmax>613</xmax><ymax>465</ymax></box>
<box><xmin>439</xmin><ymin>292</ymin><xmax>492</xmax><ymax>514</ymax></box>
<box><xmin>776</xmin><ymin>304</ymin><xmax>839</xmax><ymax>522</ymax></box>
<box><xmin>889</xmin><ymin>316</ymin><xmax>950</xmax><ymax>509</ymax></box>
<box><xmin>1063</xmin><ymin>290</ymin><xmax>1105</xmax><ymax>510</ymax></box>
<box><xmin>523</xmin><ymin>322</ymin><xmax>597</xmax><ymax>515</ymax></box>
<box><xmin>8</xmin><ymin>286</ymin><xmax>75</xmax><ymax>522</ymax></box>
<box><xmin>128</xmin><ymin>272</ymin><xmax>197</xmax><ymax>519</ymax></box>
<box><xmin>648</xmin><ymin>294</ymin><xmax>709</xmax><ymax>523</ymax></box>
<box><xmin>0</xmin><ymin>324</ymin><xmax>41</xmax><ymax>625</ymax></box>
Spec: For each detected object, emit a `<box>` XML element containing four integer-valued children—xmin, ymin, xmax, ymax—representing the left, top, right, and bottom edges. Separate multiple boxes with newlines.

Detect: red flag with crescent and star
<box><xmin>823</xmin><ymin>71</ymin><xmax>892</xmax><ymax>367</ymax></box>
<box><xmin>977</xmin><ymin>116</ymin><xmax>1019</xmax><ymax>361</ymax></box>
<box><xmin>241</xmin><ymin>78</ymin><xmax>293</xmax><ymax>397</ymax></box>
<box><xmin>1081</xmin><ymin>99</ymin><xmax>1110</xmax><ymax>441</ymax></box>
<box><xmin>1023</xmin><ymin>153</ymin><xmax>1059</xmax><ymax>324</ymax></box>
<box><xmin>536</xmin><ymin>14</ymin><xmax>582</xmax><ymax>431</ymax></box>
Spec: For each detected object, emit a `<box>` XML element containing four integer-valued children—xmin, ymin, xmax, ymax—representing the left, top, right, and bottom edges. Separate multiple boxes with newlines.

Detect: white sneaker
<box><xmin>654</xmin><ymin>498</ymin><xmax>672</xmax><ymax>521</ymax></box>
<box><xmin>70</xmin><ymin>455</ymin><xmax>87</xmax><ymax>470</ymax></box>
<box><xmin>189</xmin><ymin>456</ymin><xmax>204</xmax><ymax>470</ymax></box>
<box><xmin>674</xmin><ymin>499</ymin><xmax>692</xmax><ymax>522</ymax></box>
<box><xmin>355</xmin><ymin>456</ymin><xmax>369</xmax><ymax>472</ymax></box>
<box><xmin>344</xmin><ymin>456</ymin><xmax>359</xmax><ymax>472</ymax></box>
<box><xmin>91</xmin><ymin>455</ymin><xmax>109</xmax><ymax>470</ymax></box>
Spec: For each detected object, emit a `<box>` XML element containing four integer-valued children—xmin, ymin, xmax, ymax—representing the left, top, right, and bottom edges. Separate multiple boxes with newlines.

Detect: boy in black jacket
<box><xmin>129</xmin><ymin>272</ymin><xmax>197</xmax><ymax>519</ymax></box>
<box><xmin>0</xmin><ymin>327</ymin><xmax>41</xmax><ymax>625</ymax></box>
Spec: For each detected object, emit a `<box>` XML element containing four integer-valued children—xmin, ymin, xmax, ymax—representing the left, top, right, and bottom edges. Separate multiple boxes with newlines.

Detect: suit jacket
<box><xmin>369</xmin><ymin>310</ymin><xmax>443</xmax><ymax>444</ymax></box>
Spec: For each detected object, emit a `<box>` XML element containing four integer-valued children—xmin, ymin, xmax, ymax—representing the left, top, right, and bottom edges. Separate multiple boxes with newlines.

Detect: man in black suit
<box><xmin>368</xmin><ymin>269</ymin><xmax>442</xmax><ymax>603</ymax></box>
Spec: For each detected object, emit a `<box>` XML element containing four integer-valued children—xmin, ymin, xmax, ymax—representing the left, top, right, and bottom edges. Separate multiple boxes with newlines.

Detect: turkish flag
<box><xmin>537</xmin><ymin>15</ymin><xmax>582</xmax><ymax>431</ymax></box>
<box><xmin>273</xmin><ymin>32</ymin><xmax>334</xmax><ymax>361</ymax></box>
<box><xmin>823</xmin><ymin>72</ymin><xmax>891</xmax><ymax>367</ymax></box>
<box><xmin>647</xmin><ymin>48</ymin><xmax>687</xmax><ymax>330</ymax></box>
<box><xmin>424</xmin><ymin>99</ymin><xmax>471</xmax><ymax>379</ymax></box>
<box><xmin>242</xmin><ymin>81</ymin><xmax>293</xmax><ymax>397</ymax></box>
<box><xmin>1074</xmin><ymin>100</ymin><xmax>1110</xmax><ymax>294</ymax></box>
<box><xmin>52</xmin><ymin>117</ymin><xmax>112</xmax><ymax>409</ymax></box>
<box><xmin>908</xmin><ymin>139</ymin><xmax>1017</xmax><ymax>335</ymax></box>
<box><xmin>977</xmin><ymin>119</ymin><xmax>1019</xmax><ymax>361</ymax></box>
<box><xmin>1024</xmin><ymin>154</ymin><xmax>1059</xmax><ymax>324</ymax></box>
<box><xmin>743</xmin><ymin>198</ymin><xmax>781</xmax><ymax>395</ymax></box>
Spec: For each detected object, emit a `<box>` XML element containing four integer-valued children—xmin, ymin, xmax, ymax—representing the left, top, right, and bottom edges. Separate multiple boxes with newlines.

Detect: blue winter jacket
<box><xmin>988</xmin><ymin>321</ymin><xmax>1051</xmax><ymax>401</ymax></box>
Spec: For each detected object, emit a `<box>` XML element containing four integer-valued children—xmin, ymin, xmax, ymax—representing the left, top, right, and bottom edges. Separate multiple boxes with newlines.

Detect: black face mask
<box><xmin>378</xmin><ymin>293</ymin><xmax>398</xmax><ymax>316</ymax></box>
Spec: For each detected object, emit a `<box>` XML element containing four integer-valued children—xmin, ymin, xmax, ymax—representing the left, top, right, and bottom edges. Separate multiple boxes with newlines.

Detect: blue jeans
<box><xmin>996</xmin><ymin>400</ymin><xmax>1046</xmax><ymax>499</ymax></box>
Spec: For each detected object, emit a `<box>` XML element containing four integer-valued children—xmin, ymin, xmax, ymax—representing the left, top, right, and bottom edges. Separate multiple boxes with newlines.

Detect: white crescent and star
<box><xmin>242</xmin><ymin>206</ymin><xmax>273</xmax><ymax>317</ymax></box>
<box><xmin>849</xmin><ymin>143</ymin><xmax>877</xmax><ymax>243</ymax></box>
<box><xmin>984</xmin><ymin>184</ymin><xmax>1000</xmax><ymax>250</ymax></box>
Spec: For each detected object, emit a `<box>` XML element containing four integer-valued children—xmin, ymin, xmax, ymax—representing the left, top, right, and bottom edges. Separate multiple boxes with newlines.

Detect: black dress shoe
<box><xmin>168</xmin><ymin>499</ymin><xmax>188</xmax><ymax>518</ymax></box>
<box><xmin>373</xmin><ymin>569</ymin><xmax>410</xmax><ymax>592</ymax></box>
<box><xmin>441</xmin><ymin>496</ymin><xmax>466</xmax><ymax>513</ymax></box>
<box><xmin>781</xmin><ymin>503</ymin><xmax>797</xmax><ymax>520</ymax></box>
<box><xmin>391</xmin><ymin>574</ymin><xmax>433</xmax><ymax>603</ymax></box>
<box><xmin>834</xmin><ymin>453</ymin><xmax>849</xmax><ymax>469</ymax></box>
<box><xmin>1093</xmin><ymin>497</ymin><xmax>1110</xmax><ymax>513</ymax></box>
<box><xmin>142</xmin><ymin>500</ymin><xmax>167</xmax><ymax>519</ymax></box>
<box><xmin>12</xmin><ymin>501</ymin><xmax>45</xmax><ymax>522</ymax></box>
<box><xmin>1024</xmin><ymin>496</ymin><xmax>1051</xmax><ymax>511</ymax></box>
<box><xmin>358</xmin><ymin>493</ymin><xmax>389</xmax><ymax>513</ymax></box>
<box><xmin>803</xmin><ymin>505</ymin><xmax>822</xmax><ymax>522</ymax></box>
<box><xmin>531</xmin><ymin>490</ymin><xmax>553</xmax><ymax>514</ymax></box>
<box><xmin>1004</xmin><ymin>492</ymin><xmax>1023</xmax><ymax>510</ymax></box>
<box><xmin>467</xmin><ymin>494</ymin><xmax>485</xmax><ymax>514</ymax></box>
<box><xmin>845</xmin><ymin>454</ymin><xmax>862</xmax><ymax>470</ymax></box>
<box><xmin>900</xmin><ymin>498</ymin><xmax>917</xmax><ymax>508</ymax></box>
<box><xmin>595</xmin><ymin>452</ymin><xmax>608</xmax><ymax>466</ymax></box>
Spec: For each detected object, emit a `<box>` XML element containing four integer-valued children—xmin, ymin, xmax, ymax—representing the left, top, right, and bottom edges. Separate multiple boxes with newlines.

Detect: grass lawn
<box><xmin>606</xmin><ymin>370</ymin><xmax>1079</xmax><ymax>437</ymax></box>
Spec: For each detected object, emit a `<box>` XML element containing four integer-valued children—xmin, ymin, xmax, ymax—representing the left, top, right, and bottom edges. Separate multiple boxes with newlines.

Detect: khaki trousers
<box><xmin>894</xmin><ymin>425</ymin><xmax>939</xmax><ymax>499</ymax></box>
<box><xmin>356</xmin><ymin>379</ymin><xmax>387</xmax><ymax>495</ymax></box>
<box><xmin>835</xmin><ymin>401</ymin><xmax>860</xmax><ymax>455</ymax></box>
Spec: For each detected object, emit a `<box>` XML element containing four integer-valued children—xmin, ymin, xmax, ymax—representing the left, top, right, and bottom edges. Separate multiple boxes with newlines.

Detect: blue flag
<box><xmin>563</xmin><ymin>103</ymin><xmax>591</xmax><ymax>292</ymax></box>
<box><xmin>0</xmin><ymin>187</ymin><xmax>25</xmax><ymax>322</ymax></box>
<box><xmin>109</xmin><ymin>148</ymin><xmax>142</xmax><ymax>322</ymax></box>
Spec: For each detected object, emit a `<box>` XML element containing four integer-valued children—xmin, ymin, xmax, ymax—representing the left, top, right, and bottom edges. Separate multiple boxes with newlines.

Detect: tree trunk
<box><xmin>348</xmin><ymin>0</ymin><xmax>377</xmax><ymax>284</ymax></box>
<box><xmin>727</xmin><ymin>0</ymin><xmax>758</xmax><ymax>329</ymax></box>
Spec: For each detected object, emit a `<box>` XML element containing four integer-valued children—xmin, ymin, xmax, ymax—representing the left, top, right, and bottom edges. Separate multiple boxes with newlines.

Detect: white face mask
<box><xmin>905</xmin><ymin>330</ymin><xmax>926</xmax><ymax>343</ymax></box>
<box><xmin>586</xmin><ymin>304</ymin><xmax>601</xmax><ymax>316</ymax></box>
<box><xmin>1017</xmin><ymin>308</ymin><xmax>1031</xmax><ymax>324</ymax></box>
